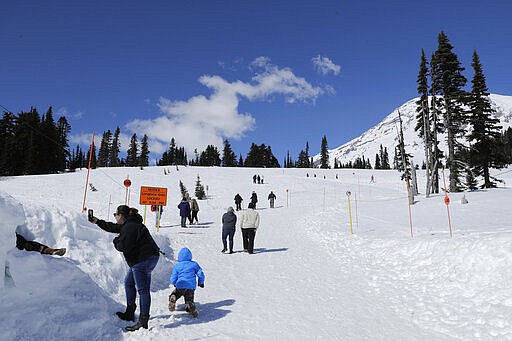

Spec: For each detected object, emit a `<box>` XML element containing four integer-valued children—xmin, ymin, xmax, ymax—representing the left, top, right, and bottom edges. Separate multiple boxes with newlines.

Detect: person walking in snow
<box><xmin>88</xmin><ymin>205</ymin><xmax>160</xmax><ymax>332</ymax></box>
<box><xmin>234</xmin><ymin>193</ymin><xmax>243</xmax><ymax>211</ymax></box>
<box><xmin>221</xmin><ymin>207</ymin><xmax>237</xmax><ymax>254</ymax></box>
<box><xmin>240</xmin><ymin>202</ymin><xmax>260</xmax><ymax>254</ymax></box>
<box><xmin>250</xmin><ymin>191</ymin><xmax>258</xmax><ymax>209</ymax></box>
<box><xmin>178</xmin><ymin>197</ymin><xmax>191</xmax><ymax>228</ymax></box>
<box><xmin>267</xmin><ymin>191</ymin><xmax>276</xmax><ymax>208</ymax></box>
<box><xmin>168</xmin><ymin>247</ymin><xmax>205</xmax><ymax>318</ymax></box>
<box><xmin>190</xmin><ymin>197</ymin><xmax>200</xmax><ymax>224</ymax></box>
<box><xmin>152</xmin><ymin>205</ymin><xmax>163</xmax><ymax>228</ymax></box>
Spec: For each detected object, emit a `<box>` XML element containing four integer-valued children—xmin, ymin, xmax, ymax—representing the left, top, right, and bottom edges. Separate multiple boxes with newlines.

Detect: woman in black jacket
<box><xmin>89</xmin><ymin>205</ymin><xmax>160</xmax><ymax>332</ymax></box>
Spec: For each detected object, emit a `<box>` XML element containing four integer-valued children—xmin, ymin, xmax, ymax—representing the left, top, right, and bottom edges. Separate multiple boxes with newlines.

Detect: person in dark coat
<box><xmin>89</xmin><ymin>205</ymin><xmax>160</xmax><ymax>332</ymax></box>
<box><xmin>234</xmin><ymin>193</ymin><xmax>243</xmax><ymax>211</ymax></box>
<box><xmin>267</xmin><ymin>191</ymin><xmax>277</xmax><ymax>208</ymax></box>
<box><xmin>221</xmin><ymin>207</ymin><xmax>237</xmax><ymax>253</ymax></box>
<box><xmin>178</xmin><ymin>198</ymin><xmax>191</xmax><ymax>228</ymax></box>
<box><xmin>250</xmin><ymin>191</ymin><xmax>258</xmax><ymax>209</ymax></box>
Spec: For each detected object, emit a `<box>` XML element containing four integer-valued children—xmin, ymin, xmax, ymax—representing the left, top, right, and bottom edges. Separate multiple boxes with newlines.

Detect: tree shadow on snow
<box><xmin>158</xmin><ymin>299</ymin><xmax>236</xmax><ymax>328</ymax></box>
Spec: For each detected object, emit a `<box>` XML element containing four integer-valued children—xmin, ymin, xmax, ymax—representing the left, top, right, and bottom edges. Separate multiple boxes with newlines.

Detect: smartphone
<box><xmin>88</xmin><ymin>209</ymin><xmax>94</xmax><ymax>221</ymax></box>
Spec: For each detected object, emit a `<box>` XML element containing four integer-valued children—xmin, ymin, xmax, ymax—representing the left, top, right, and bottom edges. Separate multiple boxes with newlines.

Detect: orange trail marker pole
<box><xmin>82</xmin><ymin>132</ymin><xmax>94</xmax><ymax>212</ymax></box>
<box><xmin>441</xmin><ymin>168</ymin><xmax>453</xmax><ymax>238</ymax></box>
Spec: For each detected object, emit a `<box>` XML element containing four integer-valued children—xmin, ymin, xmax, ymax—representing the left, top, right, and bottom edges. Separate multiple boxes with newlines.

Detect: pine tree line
<box><xmin>0</xmin><ymin>107</ymin><xmax>71</xmax><ymax>176</ymax></box>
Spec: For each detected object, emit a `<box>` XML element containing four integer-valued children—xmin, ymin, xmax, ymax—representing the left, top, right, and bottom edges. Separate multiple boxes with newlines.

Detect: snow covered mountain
<box><xmin>322</xmin><ymin>94</ymin><xmax>512</xmax><ymax>168</ymax></box>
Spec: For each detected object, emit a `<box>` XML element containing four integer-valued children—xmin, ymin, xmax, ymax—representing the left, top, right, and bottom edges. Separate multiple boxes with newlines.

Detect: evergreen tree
<box><xmin>126</xmin><ymin>133</ymin><xmax>138</xmax><ymax>167</ymax></box>
<box><xmin>86</xmin><ymin>142</ymin><xmax>97</xmax><ymax>169</ymax></box>
<box><xmin>56</xmin><ymin>116</ymin><xmax>71</xmax><ymax>171</ymax></box>
<box><xmin>0</xmin><ymin>111</ymin><xmax>16</xmax><ymax>175</ymax></box>
<box><xmin>238</xmin><ymin>153</ymin><xmax>244</xmax><ymax>167</ymax></box>
<box><xmin>139</xmin><ymin>134</ymin><xmax>150</xmax><ymax>167</ymax></box>
<box><xmin>467</xmin><ymin>50</ymin><xmax>506</xmax><ymax>188</ymax></box>
<box><xmin>374</xmin><ymin>153</ymin><xmax>381</xmax><ymax>169</ymax></box>
<box><xmin>296</xmin><ymin>141</ymin><xmax>311</xmax><ymax>168</ymax></box>
<box><xmin>179</xmin><ymin>180</ymin><xmax>188</xmax><ymax>198</ymax></box>
<box><xmin>320</xmin><ymin>135</ymin><xmax>329</xmax><ymax>169</ymax></box>
<box><xmin>109</xmin><ymin>127</ymin><xmax>121</xmax><ymax>167</ymax></box>
<box><xmin>199</xmin><ymin>145</ymin><xmax>221</xmax><ymax>166</ymax></box>
<box><xmin>415</xmin><ymin>49</ymin><xmax>434</xmax><ymax>197</ymax></box>
<box><xmin>195</xmin><ymin>175</ymin><xmax>206</xmax><ymax>199</ymax></box>
<box><xmin>97</xmin><ymin>130</ymin><xmax>112</xmax><ymax>167</ymax></box>
<box><xmin>395</xmin><ymin>111</ymin><xmax>412</xmax><ymax>180</ymax></box>
<box><xmin>222</xmin><ymin>139</ymin><xmax>237</xmax><ymax>167</ymax></box>
<box><xmin>431</xmin><ymin>31</ymin><xmax>468</xmax><ymax>192</ymax></box>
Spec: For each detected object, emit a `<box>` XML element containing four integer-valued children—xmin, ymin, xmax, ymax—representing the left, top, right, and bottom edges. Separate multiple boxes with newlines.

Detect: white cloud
<box><xmin>312</xmin><ymin>55</ymin><xmax>341</xmax><ymax>76</ymax></box>
<box><xmin>125</xmin><ymin>57</ymin><xmax>326</xmax><ymax>157</ymax></box>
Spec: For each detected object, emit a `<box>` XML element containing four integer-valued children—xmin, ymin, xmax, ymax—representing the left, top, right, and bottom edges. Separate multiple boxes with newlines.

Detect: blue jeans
<box><xmin>181</xmin><ymin>216</ymin><xmax>187</xmax><ymax>227</ymax></box>
<box><xmin>222</xmin><ymin>228</ymin><xmax>235</xmax><ymax>251</ymax></box>
<box><xmin>124</xmin><ymin>255</ymin><xmax>159</xmax><ymax>316</ymax></box>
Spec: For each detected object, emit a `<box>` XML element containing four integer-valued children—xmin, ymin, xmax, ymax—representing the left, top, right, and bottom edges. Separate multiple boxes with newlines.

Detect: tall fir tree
<box><xmin>431</xmin><ymin>31</ymin><xmax>468</xmax><ymax>192</ymax></box>
<box><xmin>97</xmin><ymin>130</ymin><xmax>112</xmax><ymax>167</ymax></box>
<box><xmin>139</xmin><ymin>134</ymin><xmax>150</xmax><ymax>167</ymax></box>
<box><xmin>320</xmin><ymin>135</ymin><xmax>329</xmax><ymax>169</ymax></box>
<box><xmin>467</xmin><ymin>50</ymin><xmax>506</xmax><ymax>188</ymax></box>
<box><xmin>109</xmin><ymin>127</ymin><xmax>121</xmax><ymax>167</ymax></box>
<box><xmin>222</xmin><ymin>139</ymin><xmax>237</xmax><ymax>167</ymax></box>
<box><xmin>126</xmin><ymin>133</ymin><xmax>138</xmax><ymax>167</ymax></box>
<box><xmin>56</xmin><ymin>116</ymin><xmax>71</xmax><ymax>171</ymax></box>
<box><xmin>415</xmin><ymin>49</ymin><xmax>434</xmax><ymax>197</ymax></box>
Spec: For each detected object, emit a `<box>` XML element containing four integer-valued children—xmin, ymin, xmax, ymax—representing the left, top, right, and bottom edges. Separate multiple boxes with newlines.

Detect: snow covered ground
<box><xmin>1</xmin><ymin>165</ymin><xmax>512</xmax><ymax>340</ymax></box>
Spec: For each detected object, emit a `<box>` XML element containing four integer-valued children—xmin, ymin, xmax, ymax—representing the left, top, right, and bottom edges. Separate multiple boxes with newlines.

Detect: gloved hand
<box><xmin>198</xmin><ymin>283</ymin><xmax>204</xmax><ymax>288</ymax></box>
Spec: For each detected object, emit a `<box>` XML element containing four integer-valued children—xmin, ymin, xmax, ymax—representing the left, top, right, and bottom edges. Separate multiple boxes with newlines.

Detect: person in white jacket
<box><xmin>240</xmin><ymin>202</ymin><xmax>260</xmax><ymax>254</ymax></box>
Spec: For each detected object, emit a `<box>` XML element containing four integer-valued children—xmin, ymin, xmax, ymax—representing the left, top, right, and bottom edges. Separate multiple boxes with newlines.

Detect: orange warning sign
<box><xmin>139</xmin><ymin>186</ymin><xmax>168</xmax><ymax>206</ymax></box>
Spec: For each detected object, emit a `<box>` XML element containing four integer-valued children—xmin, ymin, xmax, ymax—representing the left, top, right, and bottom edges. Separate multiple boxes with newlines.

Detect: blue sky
<box><xmin>1</xmin><ymin>1</ymin><xmax>511</xmax><ymax>164</ymax></box>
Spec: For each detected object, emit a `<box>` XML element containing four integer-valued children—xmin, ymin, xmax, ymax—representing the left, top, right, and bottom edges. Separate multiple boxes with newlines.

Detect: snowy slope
<box><xmin>1</xmin><ymin>165</ymin><xmax>512</xmax><ymax>340</ymax></box>
<box><xmin>323</xmin><ymin>94</ymin><xmax>512</xmax><ymax>168</ymax></box>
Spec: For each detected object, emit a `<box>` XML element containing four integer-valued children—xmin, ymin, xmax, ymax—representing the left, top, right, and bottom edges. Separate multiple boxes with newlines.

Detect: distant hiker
<box><xmin>184</xmin><ymin>192</ymin><xmax>193</xmax><ymax>224</ymax></box>
<box><xmin>168</xmin><ymin>247</ymin><xmax>205</xmax><ymax>318</ymax></box>
<box><xmin>261</xmin><ymin>175</ymin><xmax>264</xmax><ymax>184</ymax></box>
<box><xmin>234</xmin><ymin>193</ymin><xmax>243</xmax><ymax>211</ymax></box>
<box><xmin>15</xmin><ymin>225</ymin><xmax>66</xmax><ymax>256</ymax></box>
<box><xmin>370</xmin><ymin>175</ymin><xmax>375</xmax><ymax>183</ymax></box>
<box><xmin>268</xmin><ymin>191</ymin><xmax>276</xmax><ymax>208</ymax></box>
<box><xmin>88</xmin><ymin>205</ymin><xmax>160</xmax><ymax>332</ymax></box>
<box><xmin>257</xmin><ymin>175</ymin><xmax>261</xmax><ymax>184</ymax></box>
<box><xmin>190</xmin><ymin>198</ymin><xmax>200</xmax><ymax>224</ymax></box>
<box><xmin>178</xmin><ymin>197</ymin><xmax>191</xmax><ymax>228</ymax></box>
<box><xmin>221</xmin><ymin>207</ymin><xmax>237</xmax><ymax>254</ymax></box>
<box><xmin>250</xmin><ymin>191</ymin><xmax>258</xmax><ymax>209</ymax></box>
<box><xmin>336</xmin><ymin>174</ymin><xmax>338</xmax><ymax>179</ymax></box>
<box><xmin>240</xmin><ymin>202</ymin><xmax>260</xmax><ymax>254</ymax></box>
<box><xmin>253</xmin><ymin>174</ymin><xmax>257</xmax><ymax>184</ymax></box>
<box><xmin>152</xmin><ymin>205</ymin><xmax>163</xmax><ymax>228</ymax></box>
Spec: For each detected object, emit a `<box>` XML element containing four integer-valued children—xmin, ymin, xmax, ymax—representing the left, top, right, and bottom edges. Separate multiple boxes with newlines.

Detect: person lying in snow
<box><xmin>15</xmin><ymin>227</ymin><xmax>66</xmax><ymax>256</ymax></box>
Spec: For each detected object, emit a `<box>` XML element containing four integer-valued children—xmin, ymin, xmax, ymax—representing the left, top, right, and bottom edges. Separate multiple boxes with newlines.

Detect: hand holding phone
<box><xmin>88</xmin><ymin>209</ymin><xmax>94</xmax><ymax>222</ymax></box>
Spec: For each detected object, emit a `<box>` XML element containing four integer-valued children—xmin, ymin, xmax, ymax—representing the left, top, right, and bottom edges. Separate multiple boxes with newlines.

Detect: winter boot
<box><xmin>52</xmin><ymin>248</ymin><xmax>66</xmax><ymax>256</ymax></box>
<box><xmin>124</xmin><ymin>314</ymin><xmax>149</xmax><ymax>332</ymax></box>
<box><xmin>187</xmin><ymin>301</ymin><xmax>198</xmax><ymax>318</ymax></box>
<box><xmin>116</xmin><ymin>304</ymin><xmax>136</xmax><ymax>321</ymax></box>
<box><xmin>221</xmin><ymin>248</ymin><xmax>227</xmax><ymax>253</ymax></box>
<box><xmin>168</xmin><ymin>294</ymin><xmax>177</xmax><ymax>312</ymax></box>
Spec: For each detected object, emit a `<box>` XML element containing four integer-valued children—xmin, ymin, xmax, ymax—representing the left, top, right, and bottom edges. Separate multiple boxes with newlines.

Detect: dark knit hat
<box><xmin>116</xmin><ymin>205</ymin><xmax>130</xmax><ymax>216</ymax></box>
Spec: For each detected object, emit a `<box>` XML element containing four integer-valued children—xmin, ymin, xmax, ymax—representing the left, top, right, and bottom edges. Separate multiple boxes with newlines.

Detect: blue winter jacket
<box><xmin>178</xmin><ymin>201</ymin><xmax>191</xmax><ymax>217</ymax></box>
<box><xmin>170</xmin><ymin>247</ymin><xmax>205</xmax><ymax>290</ymax></box>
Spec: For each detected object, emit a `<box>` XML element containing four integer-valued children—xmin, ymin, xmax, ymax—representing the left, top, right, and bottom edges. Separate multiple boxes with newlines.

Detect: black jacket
<box><xmin>97</xmin><ymin>214</ymin><xmax>160</xmax><ymax>266</ymax></box>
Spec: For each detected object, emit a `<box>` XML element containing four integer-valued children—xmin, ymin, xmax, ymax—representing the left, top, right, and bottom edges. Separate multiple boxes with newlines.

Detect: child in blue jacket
<box><xmin>168</xmin><ymin>247</ymin><xmax>205</xmax><ymax>317</ymax></box>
